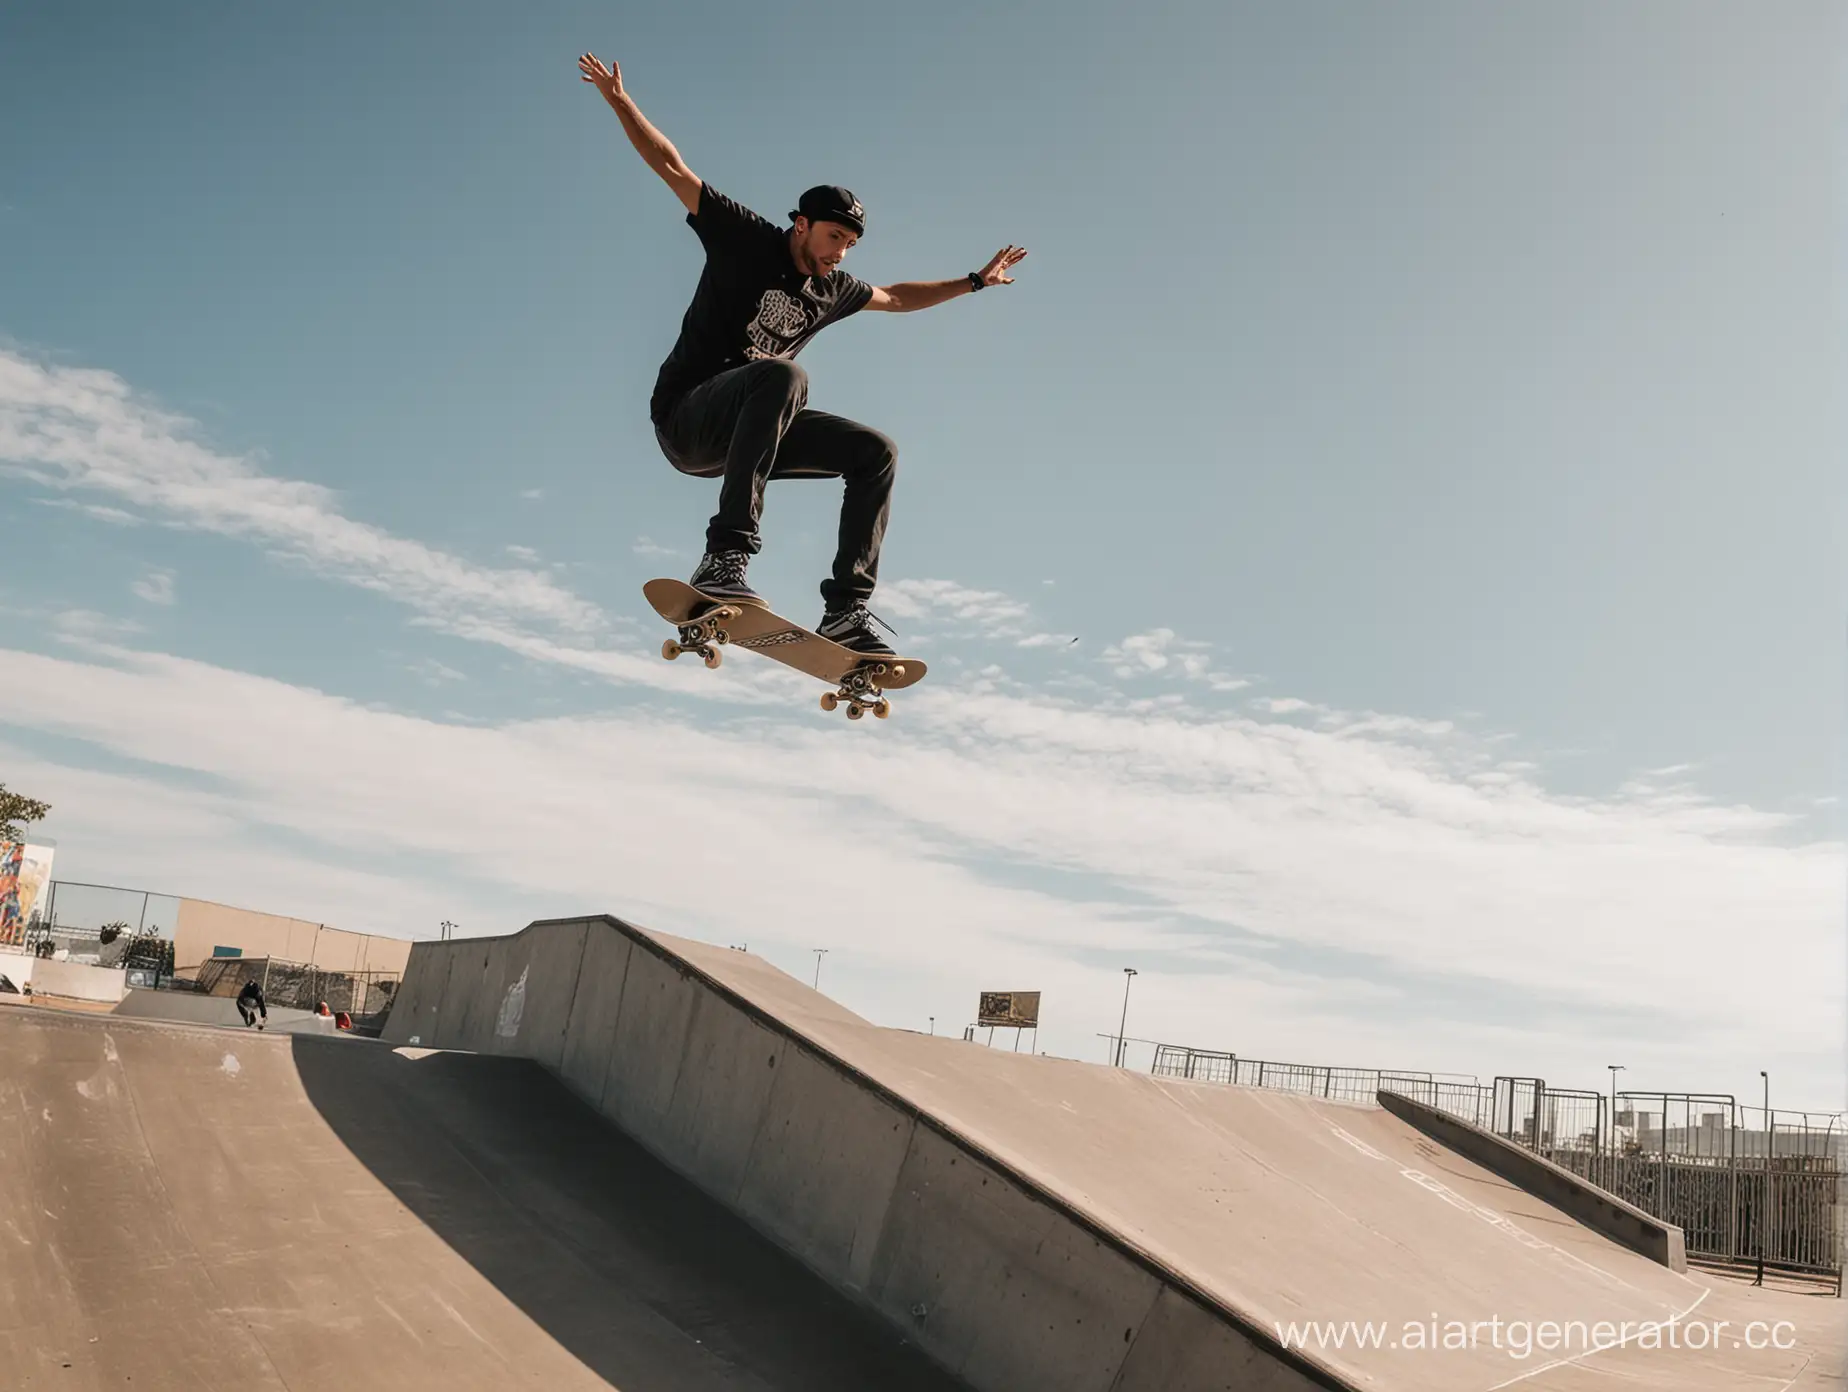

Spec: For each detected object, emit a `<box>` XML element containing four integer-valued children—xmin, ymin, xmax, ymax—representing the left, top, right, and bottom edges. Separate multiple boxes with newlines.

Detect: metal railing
<box><xmin>1147</xmin><ymin>1043</ymin><xmax>1843</xmax><ymax>1293</ymax></box>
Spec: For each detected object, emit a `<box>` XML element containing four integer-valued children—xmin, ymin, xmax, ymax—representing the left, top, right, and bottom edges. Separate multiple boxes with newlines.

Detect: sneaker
<box><xmin>688</xmin><ymin>550</ymin><xmax>766</xmax><ymax>608</ymax></box>
<box><xmin>817</xmin><ymin>601</ymin><xmax>898</xmax><ymax>657</ymax></box>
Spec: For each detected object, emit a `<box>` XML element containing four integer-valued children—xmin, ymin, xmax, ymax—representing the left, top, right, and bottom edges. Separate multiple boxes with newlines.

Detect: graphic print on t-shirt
<box><xmin>744</xmin><ymin>288</ymin><xmax>815</xmax><ymax>359</ymax></box>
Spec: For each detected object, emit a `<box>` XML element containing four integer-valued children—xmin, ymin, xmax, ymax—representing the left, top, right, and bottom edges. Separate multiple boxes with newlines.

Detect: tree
<box><xmin>0</xmin><ymin>782</ymin><xmax>50</xmax><ymax>845</ymax></box>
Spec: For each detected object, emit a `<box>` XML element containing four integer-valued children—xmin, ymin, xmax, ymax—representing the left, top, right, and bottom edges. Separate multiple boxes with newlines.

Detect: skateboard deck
<box><xmin>643</xmin><ymin>578</ymin><xmax>927</xmax><ymax>720</ymax></box>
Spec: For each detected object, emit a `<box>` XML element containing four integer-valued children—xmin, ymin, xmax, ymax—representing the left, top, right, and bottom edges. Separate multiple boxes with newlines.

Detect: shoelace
<box><xmin>833</xmin><ymin>604</ymin><xmax>897</xmax><ymax>638</ymax></box>
<box><xmin>707</xmin><ymin>552</ymin><xmax>747</xmax><ymax>583</ymax></box>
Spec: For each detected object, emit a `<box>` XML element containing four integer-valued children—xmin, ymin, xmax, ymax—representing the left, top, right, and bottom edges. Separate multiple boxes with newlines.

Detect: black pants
<box><xmin>238</xmin><ymin>1003</ymin><xmax>262</xmax><ymax>1027</ymax></box>
<box><xmin>654</xmin><ymin>359</ymin><xmax>897</xmax><ymax>609</ymax></box>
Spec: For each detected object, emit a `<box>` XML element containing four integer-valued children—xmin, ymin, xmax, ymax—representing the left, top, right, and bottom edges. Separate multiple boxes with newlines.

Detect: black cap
<box><xmin>790</xmin><ymin>185</ymin><xmax>866</xmax><ymax>236</ymax></box>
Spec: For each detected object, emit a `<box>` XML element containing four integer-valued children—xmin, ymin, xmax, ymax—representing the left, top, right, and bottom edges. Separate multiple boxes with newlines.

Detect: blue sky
<box><xmin>2</xmin><ymin>2</ymin><xmax>1842</xmax><ymax>1110</ymax></box>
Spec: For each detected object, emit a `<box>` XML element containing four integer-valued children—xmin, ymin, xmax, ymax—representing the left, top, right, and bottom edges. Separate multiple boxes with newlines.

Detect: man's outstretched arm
<box><xmin>578</xmin><ymin>52</ymin><xmax>701</xmax><ymax>214</ymax></box>
<box><xmin>866</xmin><ymin>245</ymin><xmax>1029</xmax><ymax>312</ymax></box>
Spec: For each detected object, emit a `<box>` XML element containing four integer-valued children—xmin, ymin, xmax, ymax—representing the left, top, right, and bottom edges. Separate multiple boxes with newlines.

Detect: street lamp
<box><xmin>1607</xmin><ymin>1064</ymin><xmax>1625</xmax><ymax>1157</ymax></box>
<box><xmin>812</xmin><ymin>948</ymin><xmax>828</xmax><ymax>989</ymax></box>
<box><xmin>1115</xmin><ymin>968</ymin><xmax>1138</xmax><ymax>1067</ymax></box>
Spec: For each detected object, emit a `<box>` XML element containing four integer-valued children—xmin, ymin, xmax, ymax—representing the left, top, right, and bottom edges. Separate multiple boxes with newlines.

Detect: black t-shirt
<box><xmin>651</xmin><ymin>183</ymin><xmax>874</xmax><ymax>424</ymax></box>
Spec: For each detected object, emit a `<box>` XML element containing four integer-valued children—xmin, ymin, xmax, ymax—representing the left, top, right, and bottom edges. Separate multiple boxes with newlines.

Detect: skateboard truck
<box><xmin>820</xmin><ymin>663</ymin><xmax>900</xmax><ymax>720</ymax></box>
<box><xmin>659</xmin><ymin>603</ymin><xmax>741</xmax><ymax>670</ymax></box>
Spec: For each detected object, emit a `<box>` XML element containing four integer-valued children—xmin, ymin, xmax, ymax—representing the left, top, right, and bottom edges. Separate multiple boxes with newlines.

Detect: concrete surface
<box><xmin>390</xmin><ymin>915</ymin><xmax>1847</xmax><ymax>1392</ymax></box>
<box><xmin>1377</xmin><ymin>1086</ymin><xmax>1689</xmax><ymax>1271</ymax></box>
<box><xmin>0</xmin><ymin>1007</ymin><xmax>973</xmax><ymax>1391</ymax></box>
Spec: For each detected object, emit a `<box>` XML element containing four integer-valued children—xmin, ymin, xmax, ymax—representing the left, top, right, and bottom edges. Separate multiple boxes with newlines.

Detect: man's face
<box><xmin>791</xmin><ymin>216</ymin><xmax>859</xmax><ymax>276</ymax></box>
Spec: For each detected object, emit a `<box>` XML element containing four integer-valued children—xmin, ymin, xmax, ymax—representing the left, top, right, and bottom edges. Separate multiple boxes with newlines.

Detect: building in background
<box><xmin>170</xmin><ymin>898</ymin><xmax>411</xmax><ymax>979</ymax></box>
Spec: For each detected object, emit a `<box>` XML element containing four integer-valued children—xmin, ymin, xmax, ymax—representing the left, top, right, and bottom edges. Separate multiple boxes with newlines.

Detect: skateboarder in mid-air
<box><xmin>579</xmin><ymin>51</ymin><xmax>1028</xmax><ymax>657</ymax></box>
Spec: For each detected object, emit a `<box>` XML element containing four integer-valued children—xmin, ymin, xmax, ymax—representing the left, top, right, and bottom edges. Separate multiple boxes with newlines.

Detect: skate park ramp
<box><xmin>385</xmin><ymin>914</ymin><xmax>1844</xmax><ymax>1392</ymax></box>
<box><xmin>0</xmin><ymin>1006</ymin><xmax>972</xmax><ymax>1391</ymax></box>
<box><xmin>110</xmin><ymin>985</ymin><xmax>334</xmax><ymax>1033</ymax></box>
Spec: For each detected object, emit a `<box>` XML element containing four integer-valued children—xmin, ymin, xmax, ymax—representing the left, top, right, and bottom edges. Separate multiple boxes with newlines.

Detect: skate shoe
<box><xmin>817</xmin><ymin>601</ymin><xmax>898</xmax><ymax>658</ymax></box>
<box><xmin>688</xmin><ymin>550</ymin><xmax>765</xmax><ymax>608</ymax></box>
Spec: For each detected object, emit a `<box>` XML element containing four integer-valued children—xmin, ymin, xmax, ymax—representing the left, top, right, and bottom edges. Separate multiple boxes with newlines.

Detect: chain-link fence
<box><xmin>194</xmin><ymin>956</ymin><xmax>400</xmax><ymax>1018</ymax></box>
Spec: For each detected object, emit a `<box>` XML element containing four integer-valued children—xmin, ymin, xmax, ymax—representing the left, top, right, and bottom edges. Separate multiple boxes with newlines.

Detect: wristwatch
<box><xmin>967</xmin><ymin>272</ymin><xmax>984</xmax><ymax>292</ymax></box>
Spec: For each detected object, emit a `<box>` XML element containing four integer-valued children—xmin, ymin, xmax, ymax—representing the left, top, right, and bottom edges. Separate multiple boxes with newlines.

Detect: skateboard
<box><xmin>643</xmin><ymin>578</ymin><xmax>927</xmax><ymax>720</ymax></box>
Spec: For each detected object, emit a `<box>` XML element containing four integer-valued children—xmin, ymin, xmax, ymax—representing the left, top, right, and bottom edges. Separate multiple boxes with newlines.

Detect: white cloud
<box><xmin>131</xmin><ymin>569</ymin><xmax>175</xmax><ymax>606</ymax></box>
<box><xmin>880</xmin><ymin>578</ymin><xmax>1031</xmax><ymax>631</ymax></box>
<box><xmin>1</xmin><ymin>636</ymin><xmax>1838</xmax><ymax>1111</ymax></box>
<box><xmin>408</xmin><ymin>658</ymin><xmax>467</xmax><ymax>686</ymax></box>
<box><xmin>1102</xmin><ymin>627</ymin><xmax>1246</xmax><ymax>690</ymax></box>
<box><xmin>0</xmin><ymin>349</ymin><xmax>604</xmax><ymax>638</ymax></box>
<box><xmin>35</xmin><ymin>498</ymin><xmax>143</xmax><ymax>526</ymax></box>
<box><xmin>51</xmin><ymin>609</ymin><xmax>146</xmax><ymax>644</ymax></box>
<box><xmin>632</xmin><ymin>536</ymin><xmax>679</xmax><ymax>559</ymax></box>
<box><xmin>878</xmin><ymin>577</ymin><xmax>1073</xmax><ymax>647</ymax></box>
<box><xmin>503</xmin><ymin>545</ymin><xmax>540</xmax><ymax>564</ymax></box>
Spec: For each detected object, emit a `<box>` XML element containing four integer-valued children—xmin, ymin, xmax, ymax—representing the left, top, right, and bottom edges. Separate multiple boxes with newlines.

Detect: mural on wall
<box><xmin>0</xmin><ymin>843</ymin><xmax>55</xmax><ymax>948</ymax></box>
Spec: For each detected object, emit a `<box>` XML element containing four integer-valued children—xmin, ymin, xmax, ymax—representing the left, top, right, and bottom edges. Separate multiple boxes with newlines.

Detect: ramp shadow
<box><xmin>290</xmin><ymin>1035</ymin><xmax>968</xmax><ymax>1392</ymax></box>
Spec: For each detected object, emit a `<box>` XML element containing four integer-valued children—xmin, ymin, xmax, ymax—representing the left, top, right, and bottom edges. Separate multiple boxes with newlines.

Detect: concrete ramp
<box><xmin>0</xmin><ymin>1007</ymin><xmax>971</xmax><ymax>1390</ymax></box>
<box><xmin>111</xmin><ymin>985</ymin><xmax>334</xmax><ymax>1033</ymax></box>
<box><xmin>386</xmin><ymin>915</ymin><xmax>1839</xmax><ymax>1392</ymax></box>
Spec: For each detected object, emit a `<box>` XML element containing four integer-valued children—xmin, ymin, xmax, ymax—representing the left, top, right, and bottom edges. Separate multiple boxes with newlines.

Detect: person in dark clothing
<box><xmin>579</xmin><ymin>51</ymin><xmax>1028</xmax><ymax>655</ymax></box>
<box><xmin>236</xmin><ymin>980</ymin><xmax>267</xmax><ymax>1030</ymax></box>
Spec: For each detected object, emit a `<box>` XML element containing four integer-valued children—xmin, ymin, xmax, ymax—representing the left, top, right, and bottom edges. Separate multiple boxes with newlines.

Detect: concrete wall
<box><xmin>24</xmin><ymin>958</ymin><xmax>128</xmax><ymax>1004</ymax></box>
<box><xmin>173</xmin><ymin>899</ymin><xmax>413</xmax><ymax>978</ymax></box>
<box><xmin>1376</xmin><ymin>1088</ymin><xmax>1688</xmax><ymax>1271</ymax></box>
<box><xmin>385</xmin><ymin>917</ymin><xmax>1331</xmax><ymax>1392</ymax></box>
<box><xmin>0</xmin><ymin>948</ymin><xmax>35</xmax><ymax>993</ymax></box>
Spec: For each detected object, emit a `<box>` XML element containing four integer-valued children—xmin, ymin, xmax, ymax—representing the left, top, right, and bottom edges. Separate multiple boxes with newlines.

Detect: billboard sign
<box><xmin>977</xmin><ymin>990</ymin><xmax>1041</xmax><ymax>1028</ymax></box>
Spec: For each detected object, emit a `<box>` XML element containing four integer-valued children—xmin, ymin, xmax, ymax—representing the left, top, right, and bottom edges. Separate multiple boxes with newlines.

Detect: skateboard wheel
<box><xmin>820</xmin><ymin>691</ymin><xmax>839</xmax><ymax>711</ymax></box>
<box><xmin>847</xmin><ymin>702</ymin><xmax>864</xmax><ymax>720</ymax></box>
<box><xmin>873</xmin><ymin>699</ymin><xmax>891</xmax><ymax>719</ymax></box>
<box><xmin>661</xmin><ymin>639</ymin><xmax>681</xmax><ymax>661</ymax></box>
<box><xmin>702</xmin><ymin>647</ymin><xmax>722</xmax><ymax>669</ymax></box>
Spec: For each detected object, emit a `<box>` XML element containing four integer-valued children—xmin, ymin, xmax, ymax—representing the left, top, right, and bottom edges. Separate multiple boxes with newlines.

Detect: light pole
<box><xmin>1606</xmin><ymin>1064</ymin><xmax>1624</xmax><ymax>1150</ymax></box>
<box><xmin>812</xmin><ymin>948</ymin><xmax>828</xmax><ymax>989</ymax></box>
<box><xmin>1115</xmin><ymin>968</ymin><xmax>1138</xmax><ymax>1067</ymax></box>
<box><xmin>929</xmin><ymin>1016</ymin><xmax>935</xmax><ymax>1035</ymax></box>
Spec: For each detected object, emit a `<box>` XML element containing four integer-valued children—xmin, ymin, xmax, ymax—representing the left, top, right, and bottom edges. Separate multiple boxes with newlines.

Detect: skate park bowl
<box><xmin>3</xmin><ymin>912</ymin><xmax>1839</xmax><ymax>1390</ymax></box>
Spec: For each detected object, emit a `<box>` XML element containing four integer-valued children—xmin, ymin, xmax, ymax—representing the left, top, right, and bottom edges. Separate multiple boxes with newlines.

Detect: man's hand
<box><xmin>977</xmin><ymin>245</ymin><xmax>1029</xmax><ymax>287</ymax></box>
<box><xmin>866</xmin><ymin>245</ymin><xmax>1032</xmax><ymax>313</ymax></box>
<box><xmin>578</xmin><ymin>52</ymin><xmax>623</xmax><ymax>105</ymax></box>
<box><xmin>578</xmin><ymin>50</ymin><xmax>701</xmax><ymax>214</ymax></box>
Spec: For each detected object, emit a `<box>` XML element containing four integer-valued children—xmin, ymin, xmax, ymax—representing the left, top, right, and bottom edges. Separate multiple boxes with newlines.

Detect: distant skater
<box><xmin>578</xmin><ymin>50</ymin><xmax>1028</xmax><ymax>655</ymax></box>
<box><xmin>236</xmin><ymin>979</ymin><xmax>267</xmax><ymax>1030</ymax></box>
